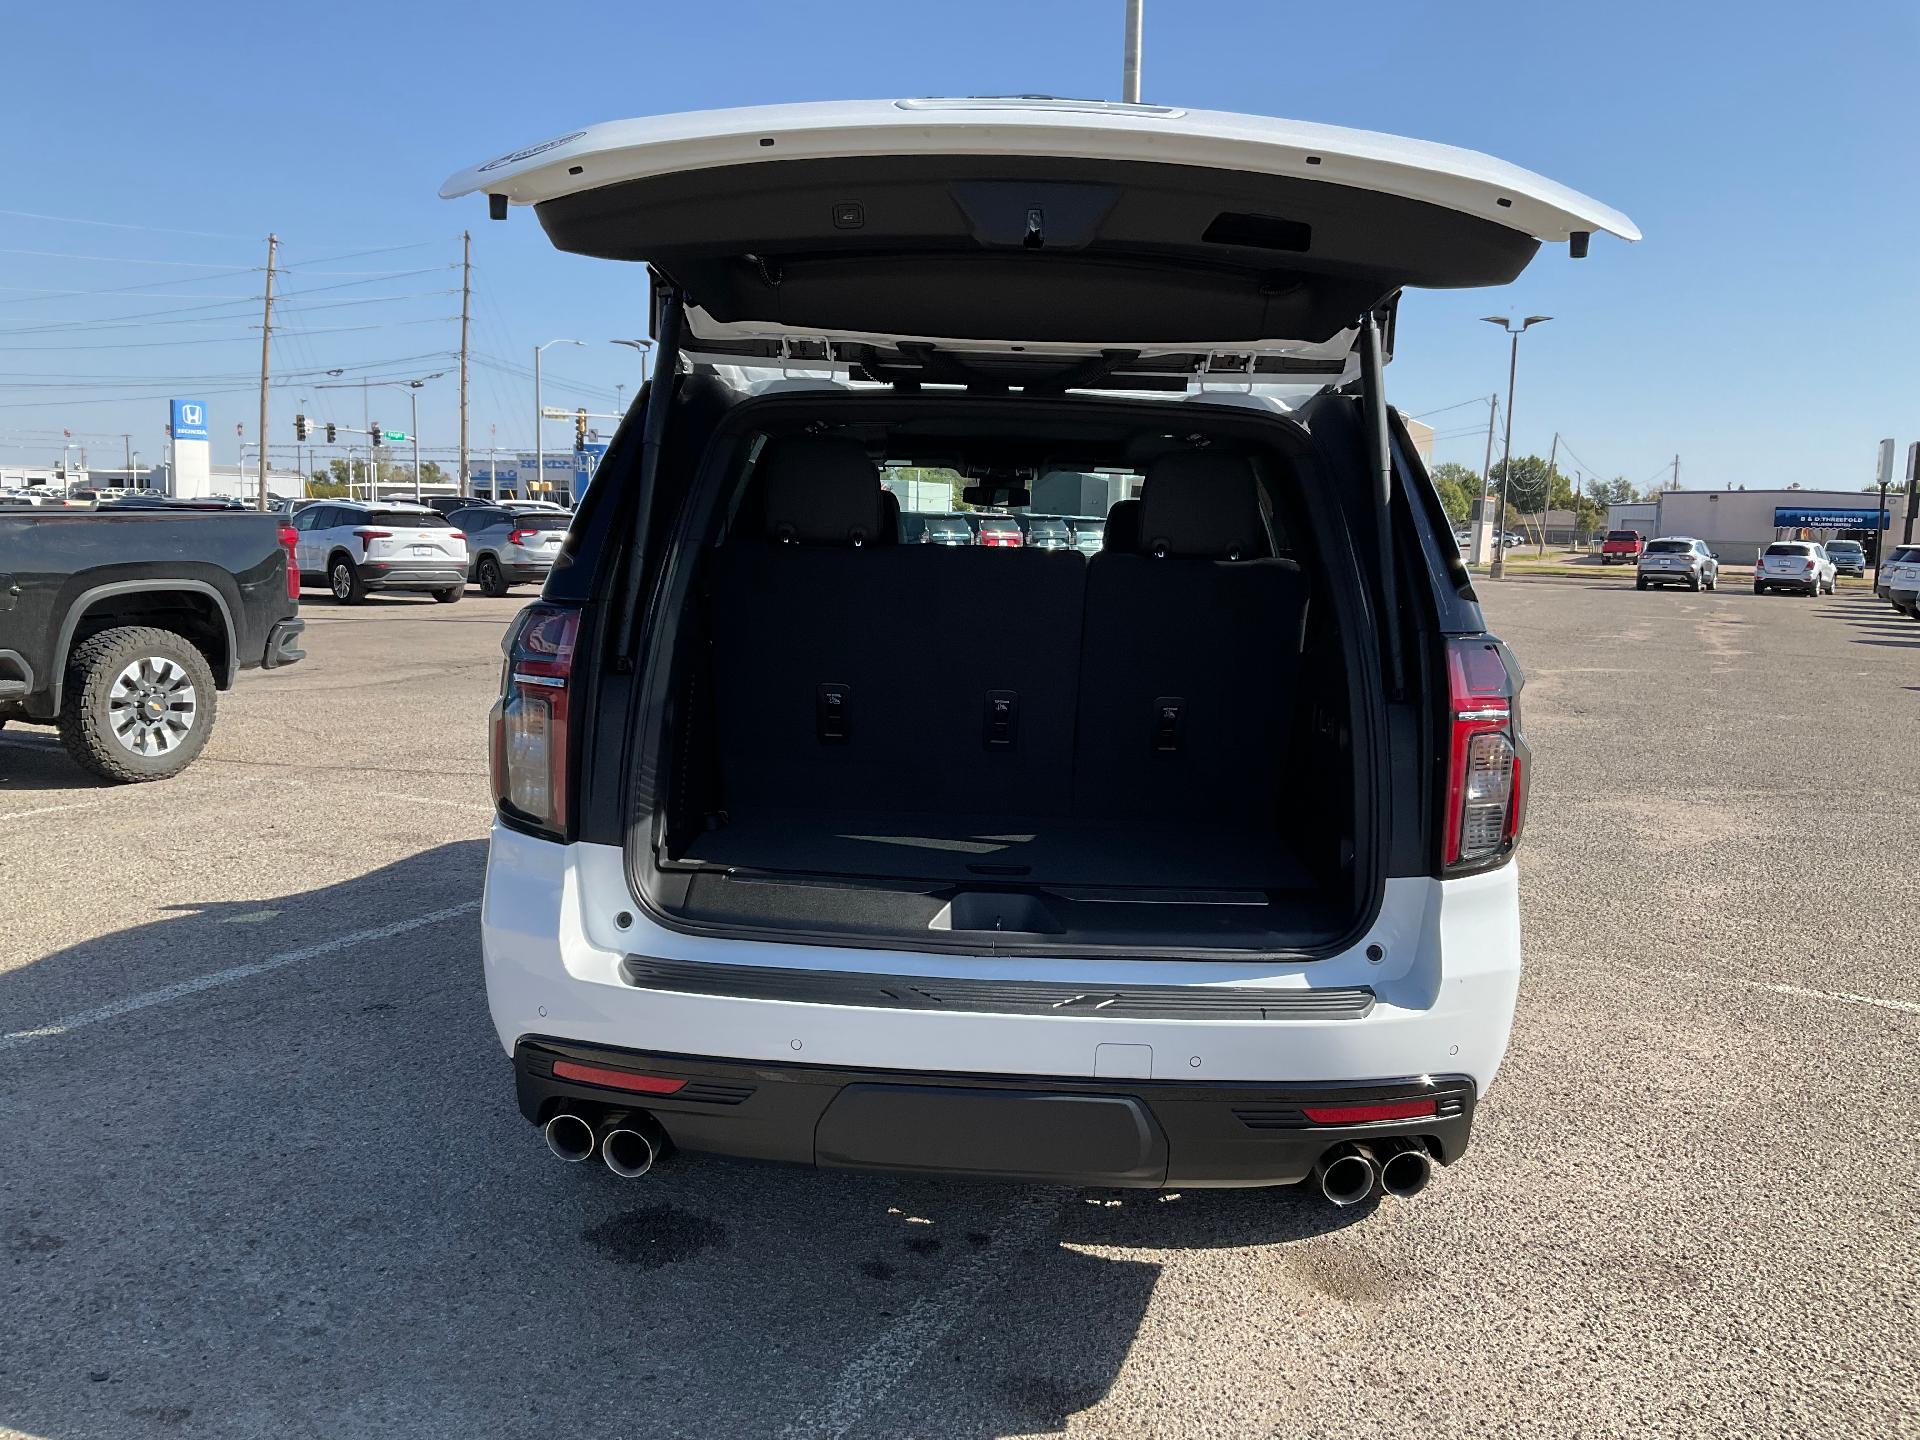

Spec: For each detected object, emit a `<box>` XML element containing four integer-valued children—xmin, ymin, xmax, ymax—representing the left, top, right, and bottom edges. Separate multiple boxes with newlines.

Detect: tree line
<box><xmin>1427</xmin><ymin>458</ymin><xmax>1653</xmax><ymax>540</ymax></box>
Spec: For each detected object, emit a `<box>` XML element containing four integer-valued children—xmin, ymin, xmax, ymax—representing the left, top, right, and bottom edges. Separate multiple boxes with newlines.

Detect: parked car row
<box><xmin>286</xmin><ymin>498</ymin><xmax>576</xmax><ymax>603</ymax></box>
<box><xmin>901</xmin><ymin>510</ymin><xmax>1106</xmax><ymax>553</ymax></box>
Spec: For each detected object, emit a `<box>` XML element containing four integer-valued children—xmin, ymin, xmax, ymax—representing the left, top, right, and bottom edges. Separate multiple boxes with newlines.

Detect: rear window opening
<box><xmin>1765</xmin><ymin>543</ymin><xmax>1813</xmax><ymax>557</ymax></box>
<box><xmin>1643</xmin><ymin>540</ymin><xmax>1691</xmax><ymax>554</ymax></box>
<box><xmin>623</xmin><ymin>390</ymin><xmax>1395</xmax><ymax>960</ymax></box>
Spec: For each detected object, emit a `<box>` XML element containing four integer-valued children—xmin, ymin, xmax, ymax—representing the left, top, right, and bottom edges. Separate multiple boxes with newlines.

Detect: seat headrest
<box><xmin>1137</xmin><ymin>453</ymin><xmax>1269</xmax><ymax>559</ymax></box>
<box><xmin>760</xmin><ymin>436</ymin><xmax>883</xmax><ymax>546</ymax></box>
<box><xmin>1102</xmin><ymin>498</ymin><xmax>1141</xmax><ymax>553</ymax></box>
<box><xmin>876</xmin><ymin>487</ymin><xmax>901</xmax><ymax>544</ymax></box>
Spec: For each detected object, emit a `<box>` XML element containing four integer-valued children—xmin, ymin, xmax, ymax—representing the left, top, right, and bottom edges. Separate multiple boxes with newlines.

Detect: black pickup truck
<box><xmin>0</xmin><ymin>503</ymin><xmax>306</xmax><ymax>781</ymax></box>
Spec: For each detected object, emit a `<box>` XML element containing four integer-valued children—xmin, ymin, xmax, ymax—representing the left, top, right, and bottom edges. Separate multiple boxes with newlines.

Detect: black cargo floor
<box><xmin>679</xmin><ymin>809</ymin><xmax>1306</xmax><ymax>892</ymax></box>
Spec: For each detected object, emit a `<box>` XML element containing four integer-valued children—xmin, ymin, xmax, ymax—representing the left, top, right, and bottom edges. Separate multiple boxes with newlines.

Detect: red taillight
<box><xmin>551</xmin><ymin>1060</ymin><xmax>687</xmax><ymax>1095</ymax></box>
<box><xmin>508</xmin><ymin>528</ymin><xmax>536</xmax><ymax>546</ymax></box>
<box><xmin>277</xmin><ymin>524</ymin><xmax>299</xmax><ymax>601</ymax></box>
<box><xmin>1302</xmin><ymin>1099</ymin><xmax>1438</xmax><ymax>1124</ymax></box>
<box><xmin>1443</xmin><ymin>637</ymin><xmax>1528</xmax><ymax>870</ymax></box>
<box><xmin>353</xmin><ymin>527</ymin><xmax>391</xmax><ymax>553</ymax></box>
<box><xmin>449</xmin><ymin>531</ymin><xmax>466</xmax><ymax>541</ymax></box>
<box><xmin>490</xmin><ymin>603</ymin><xmax>580</xmax><ymax>835</ymax></box>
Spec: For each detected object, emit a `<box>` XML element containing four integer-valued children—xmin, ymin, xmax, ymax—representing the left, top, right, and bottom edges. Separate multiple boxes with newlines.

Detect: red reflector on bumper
<box><xmin>1301</xmin><ymin>1099</ymin><xmax>1437</xmax><ymax>1124</ymax></box>
<box><xmin>551</xmin><ymin>1061</ymin><xmax>687</xmax><ymax>1095</ymax></box>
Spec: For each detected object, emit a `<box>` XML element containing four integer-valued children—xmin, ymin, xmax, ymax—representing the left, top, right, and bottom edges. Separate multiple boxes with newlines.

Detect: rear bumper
<box><xmin>481</xmin><ymin>829</ymin><xmax>1524</xmax><ymax>1187</ymax></box>
<box><xmin>1637</xmin><ymin>569</ymin><xmax>1701</xmax><ymax>585</ymax></box>
<box><xmin>360</xmin><ymin>561</ymin><xmax>466</xmax><ymax>590</ymax></box>
<box><xmin>501</xmin><ymin>560</ymin><xmax>553</xmax><ymax>583</ymax></box>
<box><xmin>513</xmin><ymin>1037</ymin><xmax>1476</xmax><ymax>1187</ymax></box>
<box><xmin>1755</xmin><ymin>576</ymin><xmax>1818</xmax><ymax>592</ymax></box>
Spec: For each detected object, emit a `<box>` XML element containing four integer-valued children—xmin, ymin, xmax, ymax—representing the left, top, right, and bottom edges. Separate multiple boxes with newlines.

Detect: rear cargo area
<box><xmin>640</xmin><ymin>398</ymin><xmax>1378</xmax><ymax>955</ymax></box>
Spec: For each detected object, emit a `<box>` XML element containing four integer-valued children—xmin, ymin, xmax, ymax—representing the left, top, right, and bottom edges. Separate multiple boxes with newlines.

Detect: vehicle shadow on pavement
<box><xmin>0</xmin><ymin>729</ymin><xmax>111</xmax><ymax>792</ymax></box>
<box><xmin>0</xmin><ymin>842</ymin><xmax>1369</xmax><ymax>1440</ymax></box>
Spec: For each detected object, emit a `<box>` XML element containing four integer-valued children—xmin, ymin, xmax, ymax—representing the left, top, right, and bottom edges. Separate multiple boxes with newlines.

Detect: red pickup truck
<box><xmin>1600</xmin><ymin>529</ymin><xmax>1645</xmax><ymax>565</ymax></box>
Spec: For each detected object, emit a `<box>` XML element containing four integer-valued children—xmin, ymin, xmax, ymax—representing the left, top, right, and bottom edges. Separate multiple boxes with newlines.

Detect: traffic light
<box><xmin>325</xmin><ymin>422</ymin><xmax>336</xmax><ymax>444</ymax></box>
<box><xmin>574</xmin><ymin>408</ymin><xmax>588</xmax><ymax>451</ymax></box>
<box><xmin>294</xmin><ymin>413</ymin><xmax>308</xmax><ymax>442</ymax></box>
<box><xmin>370</xmin><ymin>422</ymin><xmax>382</xmax><ymax>448</ymax></box>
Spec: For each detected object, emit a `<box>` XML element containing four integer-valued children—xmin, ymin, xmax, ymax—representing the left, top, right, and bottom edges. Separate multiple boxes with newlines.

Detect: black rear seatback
<box><xmin>705</xmin><ymin>437</ymin><xmax>1085</xmax><ymax>820</ymax></box>
<box><xmin>1074</xmin><ymin>453</ymin><xmax>1310</xmax><ymax>825</ymax></box>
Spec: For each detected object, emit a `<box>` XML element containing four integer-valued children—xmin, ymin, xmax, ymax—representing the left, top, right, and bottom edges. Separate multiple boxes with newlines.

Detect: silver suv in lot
<box><xmin>1753</xmin><ymin>541</ymin><xmax>1836</xmax><ymax>597</ymax></box>
<box><xmin>448</xmin><ymin>504</ymin><xmax>572</xmax><ymax>596</ymax></box>
<box><xmin>1636</xmin><ymin>536</ymin><xmax>1717</xmax><ymax>592</ymax></box>
<box><xmin>445</xmin><ymin>96</ymin><xmax>1634</xmax><ymax>1207</ymax></box>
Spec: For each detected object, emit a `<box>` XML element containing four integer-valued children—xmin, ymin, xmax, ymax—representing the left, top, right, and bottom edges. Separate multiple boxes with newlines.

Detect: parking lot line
<box><xmin>1656</xmin><ymin>967</ymin><xmax>1920</xmax><ymax>1018</ymax></box>
<box><xmin>776</xmin><ymin>1192</ymin><xmax>1061</xmax><ymax>1440</ymax></box>
<box><xmin>0</xmin><ymin>900</ymin><xmax>480</xmax><ymax>1053</ymax></box>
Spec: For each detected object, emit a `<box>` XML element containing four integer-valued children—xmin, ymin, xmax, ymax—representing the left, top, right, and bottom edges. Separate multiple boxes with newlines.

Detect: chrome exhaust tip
<box><xmin>600</xmin><ymin>1122</ymin><xmax>658</xmax><ymax>1179</ymax></box>
<box><xmin>543</xmin><ymin>1111</ymin><xmax>596</xmax><ymax>1164</ymax></box>
<box><xmin>1378</xmin><ymin>1140</ymin><xmax>1434</xmax><ymax>1200</ymax></box>
<box><xmin>1314</xmin><ymin>1143</ymin><xmax>1380</xmax><ymax>1207</ymax></box>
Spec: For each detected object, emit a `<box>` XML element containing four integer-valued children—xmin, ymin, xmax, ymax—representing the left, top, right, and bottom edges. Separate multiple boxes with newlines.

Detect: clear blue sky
<box><xmin>1</xmin><ymin>0</ymin><xmax>1913</xmax><ymax>489</ymax></box>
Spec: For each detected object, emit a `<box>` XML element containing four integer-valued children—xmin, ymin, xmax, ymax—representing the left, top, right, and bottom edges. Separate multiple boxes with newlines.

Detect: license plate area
<box><xmin>814</xmin><ymin>1084</ymin><xmax>1167</xmax><ymax>1185</ymax></box>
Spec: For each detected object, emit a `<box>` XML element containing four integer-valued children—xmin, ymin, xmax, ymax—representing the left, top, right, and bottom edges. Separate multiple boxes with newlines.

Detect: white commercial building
<box><xmin>1614</xmin><ymin>489</ymin><xmax>1908</xmax><ymax>566</ymax></box>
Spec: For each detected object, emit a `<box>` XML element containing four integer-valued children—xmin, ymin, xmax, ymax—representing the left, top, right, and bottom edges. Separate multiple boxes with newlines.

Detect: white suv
<box><xmin>1753</xmin><ymin>541</ymin><xmax>1836</xmax><ymax>597</ymax></box>
<box><xmin>290</xmin><ymin>501</ymin><xmax>469</xmax><ymax>604</ymax></box>
<box><xmin>448</xmin><ymin>98</ymin><xmax>1635</xmax><ymax>1206</ymax></box>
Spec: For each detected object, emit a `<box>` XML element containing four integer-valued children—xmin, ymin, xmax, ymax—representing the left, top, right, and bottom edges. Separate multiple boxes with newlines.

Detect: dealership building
<box><xmin>1606</xmin><ymin>489</ymin><xmax>1910</xmax><ymax>565</ymax></box>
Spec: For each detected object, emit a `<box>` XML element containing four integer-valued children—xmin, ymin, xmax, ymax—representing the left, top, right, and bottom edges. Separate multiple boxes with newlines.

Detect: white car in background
<box><xmin>1753</xmin><ymin>541</ymin><xmax>1835</xmax><ymax>597</ymax></box>
<box><xmin>290</xmin><ymin>500</ymin><xmax>470</xmax><ymax>604</ymax></box>
<box><xmin>1883</xmin><ymin>546</ymin><xmax>1920</xmax><ymax>617</ymax></box>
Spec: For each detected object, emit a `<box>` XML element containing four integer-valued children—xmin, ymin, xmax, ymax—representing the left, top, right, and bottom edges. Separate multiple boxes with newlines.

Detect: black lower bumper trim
<box><xmin>513</xmin><ymin>1038</ymin><xmax>1477</xmax><ymax>1189</ymax></box>
<box><xmin>262</xmin><ymin>616</ymin><xmax>306</xmax><ymax>669</ymax></box>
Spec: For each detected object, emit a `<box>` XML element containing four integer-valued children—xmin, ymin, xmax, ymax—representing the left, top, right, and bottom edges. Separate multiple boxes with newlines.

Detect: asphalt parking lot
<box><xmin>2</xmin><ymin>580</ymin><xmax>1915</xmax><ymax>1440</ymax></box>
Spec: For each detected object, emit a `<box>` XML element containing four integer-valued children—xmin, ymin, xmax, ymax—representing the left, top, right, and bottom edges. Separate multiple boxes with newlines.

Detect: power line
<box><xmin>0</xmin><ymin>248</ymin><xmax>262</xmax><ymax>269</ymax></box>
<box><xmin>0</xmin><ymin>208</ymin><xmax>260</xmax><ymax>241</ymax></box>
<box><xmin>1408</xmin><ymin>396</ymin><xmax>1495</xmax><ymax>420</ymax></box>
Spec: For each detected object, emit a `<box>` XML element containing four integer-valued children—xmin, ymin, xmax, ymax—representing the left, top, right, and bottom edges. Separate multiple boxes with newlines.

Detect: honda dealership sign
<box><xmin>168</xmin><ymin>399</ymin><xmax>212</xmax><ymax>497</ymax></box>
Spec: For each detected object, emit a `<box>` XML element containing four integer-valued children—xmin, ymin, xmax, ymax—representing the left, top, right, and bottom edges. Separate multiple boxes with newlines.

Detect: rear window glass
<box><xmin>1765</xmin><ymin>543</ymin><xmax>1811</xmax><ymax>557</ymax></box>
<box><xmin>1828</xmin><ymin>541</ymin><xmax>1863</xmax><ymax>552</ymax></box>
<box><xmin>977</xmin><ymin>518</ymin><xmax>1021</xmax><ymax>532</ymax></box>
<box><xmin>367</xmin><ymin>509</ymin><xmax>455</xmax><ymax>528</ymax></box>
<box><xmin>1606</xmin><ymin>530</ymin><xmax>1640</xmax><ymax>542</ymax></box>
<box><xmin>508</xmin><ymin>513</ymin><xmax>571</xmax><ymax>531</ymax></box>
<box><xmin>1644</xmin><ymin>540</ymin><xmax>1690</xmax><ymax>554</ymax></box>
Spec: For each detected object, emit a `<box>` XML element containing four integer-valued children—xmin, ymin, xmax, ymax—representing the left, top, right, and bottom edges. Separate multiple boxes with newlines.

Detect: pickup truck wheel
<box><xmin>431</xmin><ymin>585</ymin><xmax>464</xmax><ymax>604</ymax></box>
<box><xmin>476</xmin><ymin>555</ymin><xmax>509</xmax><ymax>597</ymax></box>
<box><xmin>58</xmin><ymin>626</ymin><xmax>216</xmax><ymax>783</ymax></box>
<box><xmin>329</xmin><ymin>555</ymin><xmax>366</xmax><ymax>604</ymax></box>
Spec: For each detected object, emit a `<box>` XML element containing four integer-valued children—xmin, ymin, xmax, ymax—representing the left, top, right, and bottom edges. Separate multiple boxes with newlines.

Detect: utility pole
<box><xmin>458</xmin><ymin>230</ymin><xmax>471</xmax><ymax>497</ymax></box>
<box><xmin>1479</xmin><ymin>394</ymin><xmax>1497</xmax><ymax>496</ymax></box>
<box><xmin>1671</xmin><ymin>454</ymin><xmax>1680</xmax><ymax>491</ymax></box>
<box><xmin>256</xmin><ymin>233</ymin><xmax>277</xmax><ymax>511</ymax></box>
<box><xmin>1541</xmin><ymin>432</ymin><xmax>1558</xmax><ymax>555</ymax></box>
<box><xmin>122</xmin><ymin>433</ymin><xmax>132</xmax><ymax>486</ymax></box>
<box><xmin>1122</xmin><ymin>0</ymin><xmax>1144</xmax><ymax>103</ymax></box>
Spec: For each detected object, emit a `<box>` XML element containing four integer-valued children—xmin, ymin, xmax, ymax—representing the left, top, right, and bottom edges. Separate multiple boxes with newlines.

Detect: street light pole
<box><xmin>535</xmin><ymin>338</ymin><xmax>585</xmax><ymax>502</ymax></box>
<box><xmin>611</xmin><ymin>338</ymin><xmax>655</xmax><ymax>409</ymax></box>
<box><xmin>1480</xmin><ymin>315</ymin><xmax>1552</xmax><ymax>579</ymax></box>
<box><xmin>1122</xmin><ymin>0</ymin><xmax>1144</xmax><ymax>103</ymax></box>
<box><xmin>410</xmin><ymin>385</ymin><xmax>421</xmax><ymax>504</ymax></box>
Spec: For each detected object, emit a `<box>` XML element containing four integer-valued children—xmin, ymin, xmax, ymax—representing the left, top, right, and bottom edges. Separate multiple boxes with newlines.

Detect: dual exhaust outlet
<box><xmin>543</xmin><ymin>1110</ymin><xmax>666</xmax><ymax>1178</ymax></box>
<box><xmin>1314</xmin><ymin>1138</ymin><xmax>1433</xmax><ymax>1206</ymax></box>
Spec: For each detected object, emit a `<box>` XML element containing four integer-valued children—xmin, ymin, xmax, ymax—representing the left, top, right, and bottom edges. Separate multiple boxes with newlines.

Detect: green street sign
<box><xmin>382</xmin><ymin>430</ymin><xmax>409</xmax><ymax>443</ymax></box>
